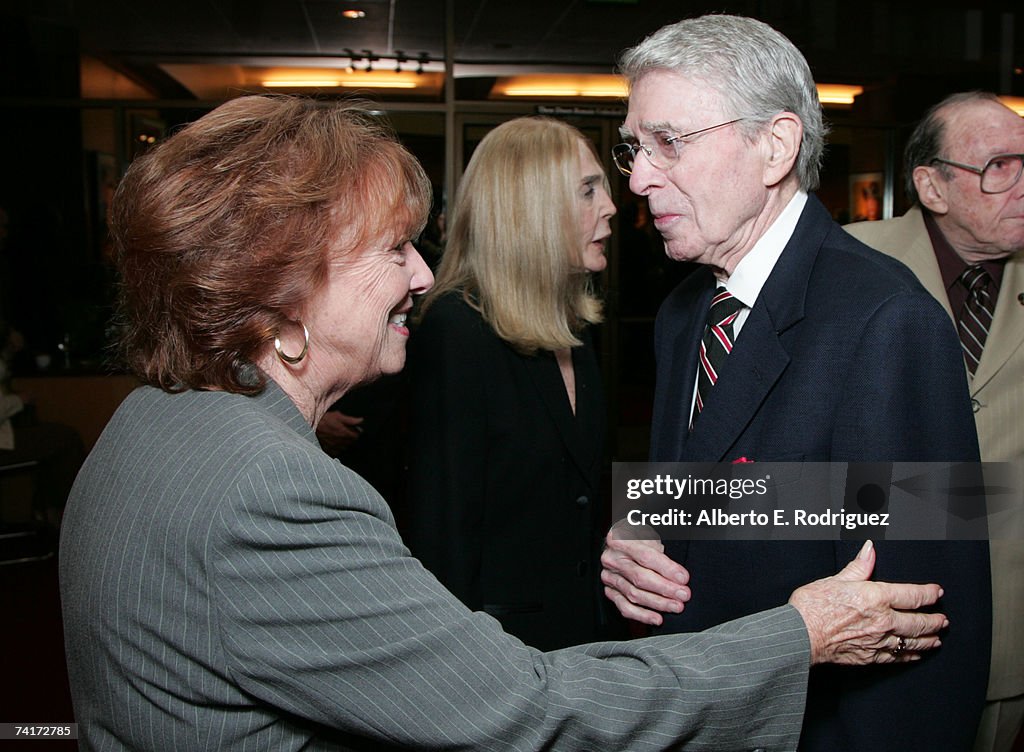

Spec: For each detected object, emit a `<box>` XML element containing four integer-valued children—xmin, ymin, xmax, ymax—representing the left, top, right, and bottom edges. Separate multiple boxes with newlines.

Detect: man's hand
<box><xmin>600</xmin><ymin>522</ymin><xmax>690</xmax><ymax>625</ymax></box>
<box><xmin>316</xmin><ymin>411</ymin><xmax>364</xmax><ymax>455</ymax></box>
<box><xmin>789</xmin><ymin>540</ymin><xmax>947</xmax><ymax>665</ymax></box>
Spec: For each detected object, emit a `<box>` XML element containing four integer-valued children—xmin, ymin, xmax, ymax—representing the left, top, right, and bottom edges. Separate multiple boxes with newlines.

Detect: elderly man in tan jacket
<box><xmin>846</xmin><ymin>91</ymin><xmax>1024</xmax><ymax>752</ymax></box>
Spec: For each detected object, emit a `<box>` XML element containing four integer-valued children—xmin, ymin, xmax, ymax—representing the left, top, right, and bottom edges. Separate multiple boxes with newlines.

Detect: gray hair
<box><xmin>903</xmin><ymin>91</ymin><xmax>1004</xmax><ymax>204</ymax></box>
<box><xmin>618</xmin><ymin>14</ymin><xmax>827</xmax><ymax>191</ymax></box>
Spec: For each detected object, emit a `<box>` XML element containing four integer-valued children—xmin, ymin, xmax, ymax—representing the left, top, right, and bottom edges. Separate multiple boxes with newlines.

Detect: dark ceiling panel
<box><xmin>0</xmin><ymin>0</ymin><xmax>1020</xmax><ymax>97</ymax></box>
<box><xmin>59</xmin><ymin>0</ymin><xmax>448</xmax><ymax>60</ymax></box>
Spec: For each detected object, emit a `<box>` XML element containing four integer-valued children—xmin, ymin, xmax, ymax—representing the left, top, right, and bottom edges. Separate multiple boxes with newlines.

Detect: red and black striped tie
<box><xmin>692</xmin><ymin>287</ymin><xmax>744</xmax><ymax>429</ymax></box>
<box><xmin>957</xmin><ymin>265</ymin><xmax>994</xmax><ymax>377</ymax></box>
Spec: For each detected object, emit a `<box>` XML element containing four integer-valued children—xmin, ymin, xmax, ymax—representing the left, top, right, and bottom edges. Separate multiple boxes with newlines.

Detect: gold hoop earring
<box><xmin>274</xmin><ymin>322</ymin><xmax>309</xmax><ymax>365</ymax></box>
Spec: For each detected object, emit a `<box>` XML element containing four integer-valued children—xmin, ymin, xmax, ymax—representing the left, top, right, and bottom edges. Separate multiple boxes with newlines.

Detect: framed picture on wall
<box><xmin>849</xmin><ymin>172</ymin><xmax>883</xmax><ymax>222</ymax></box>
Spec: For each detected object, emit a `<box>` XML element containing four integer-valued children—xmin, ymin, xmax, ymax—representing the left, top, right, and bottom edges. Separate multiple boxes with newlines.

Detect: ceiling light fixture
<box><xmin>815</xmin><ymin>84</ymin><xmax>863</xmax><ymax>105</ymax></box>
<box><xmin>259</xmin><ymin>70</ymin><xmax>429</xmax><ymax>90</ymax></box>
<box><xmin>262</xmin><ymin>79</ymin><xmax>342</xmax><ymax>88</ymax></box>
<box><xmin>341</xmin><ymin>80</ymin><xmax>415</xmax><ymax>89</ymax></box>
<box><xmin>999</xmin><ymin>96</ymin><xmax>1024</xmax><ymax>116</ymax></box>
<box><xmin>160</xmin><ymin>62</ymin><xmax>445</xmax><ymax>98</ymax></box>
<box><xmin>513</xmin><ymin>87</ymin><xmax>627</xmax><ymax>97</ymax></box>
<box><xmin>493</xmin><ymin>74</ymin><xmax>627</xmax><ymax>99</ymax></box>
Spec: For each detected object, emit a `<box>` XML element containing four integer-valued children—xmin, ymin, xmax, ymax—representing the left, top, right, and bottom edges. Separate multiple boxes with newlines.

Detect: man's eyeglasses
<box><xmin>612</xmin><ymin>118</ymin><xmax>744</xmax><ymax>176</ymax></box>
<box><xmin>930</xmin><ymin>153</ymin><xmax>1024</xmax><ymax>195</ymax></box>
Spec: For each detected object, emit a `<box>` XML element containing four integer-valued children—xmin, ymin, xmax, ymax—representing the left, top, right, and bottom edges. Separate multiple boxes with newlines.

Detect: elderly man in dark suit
<box><xmin>603</xmin><ymin>14</ymin><xmax>992</xmax><ymax>752</ymax></box>
<box><xmin>847</xmin><ymin>91</ymin><xmax>1024</xmax><ymax>752</ymax></box>
<box><xmin>60</xmin><ymin>93</ymin><xmax>953</xmax><ymax>752</ymax></box>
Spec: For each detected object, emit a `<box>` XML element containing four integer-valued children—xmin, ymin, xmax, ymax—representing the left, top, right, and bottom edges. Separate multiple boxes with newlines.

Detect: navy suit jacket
<box><xmin>652</xmin><ymin>196</ymin><xmax>992</xmax><ymax>751</ymax></box>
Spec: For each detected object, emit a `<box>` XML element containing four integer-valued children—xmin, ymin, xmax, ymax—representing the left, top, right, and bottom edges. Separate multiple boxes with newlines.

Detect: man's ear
<box><xmin>763</xmin><ymin>113</ymin><xmax>802</xmax><ymax>187</ymax></box>
<box><xmin>913</xmin><ymin>166</ymin><xmax>949</xmax><ymax>215</ymax></box>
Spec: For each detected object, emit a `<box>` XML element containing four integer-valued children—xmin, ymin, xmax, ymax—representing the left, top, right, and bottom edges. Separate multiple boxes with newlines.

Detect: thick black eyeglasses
<box><xmin>931</xmin><ymin>153</ymin><xmax>1024</xmax><ymax>194</ymax></box>
<box><xmin>612</xmin><ymin>118</ymin><xmax>744</xmax><ymax>176</ymax></box>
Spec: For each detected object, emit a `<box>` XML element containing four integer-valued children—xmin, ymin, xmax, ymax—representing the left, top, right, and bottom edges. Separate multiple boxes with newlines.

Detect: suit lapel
<box><xmin>651</xmin><ymin>278</ymin><xmax>714</xmax><ymax>460</ymax></box>
<box><xmin>974</xmin><ymin>252</ymin><xmax>1024</xmax><ymax>390</ymax></box>
<box><xmin>876</xmin><ymin>207</ymin><xmax>1019</xmax><ymax>391</ymax></box>
<box><xmin>521</xmin><ymin>346</ymin><xmax>600</xmax><ymax>480</ymax></box>
<box><xmin>882</xmin><ymin>207</ymin><xmax>955</xmax><ymax>320</ymax></box>
<box><xmin>682</xmin><ymin>304</ymin><xmax>790</xmax><ymax>460</ymax></box>
<box><xmin>879</xmin><ymin>208</ymin><xmax>1024</xmax><ymax>393</ymax></box>
<box><xmin>683</xmin><ymin>197</ymin><xmax>831</xmax><ymax>461</ymax></box>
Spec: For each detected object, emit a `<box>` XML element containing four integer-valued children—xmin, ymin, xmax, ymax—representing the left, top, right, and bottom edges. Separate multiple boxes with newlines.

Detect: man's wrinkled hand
<box><xmin>600</xmin><ymin>521</ymin><xmax>691</xmax><ymax>626</ymax></box>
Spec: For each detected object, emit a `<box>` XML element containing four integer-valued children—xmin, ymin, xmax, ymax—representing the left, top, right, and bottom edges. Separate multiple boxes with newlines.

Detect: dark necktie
<box><xmin>957</xmin><ymin>265</ymin><xmax>994</xmax><ymax>376</ymax></box>
<box><xmin>692</xmin><ymin>287</ymin><xmax>744</xmax><ymax>428</ymax></box>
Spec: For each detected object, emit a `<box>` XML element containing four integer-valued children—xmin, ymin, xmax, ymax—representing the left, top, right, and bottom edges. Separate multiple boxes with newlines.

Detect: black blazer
<box><xmin>653</xmin><ymin>196</ymin><xmax>992</xmax><ymax>751</ymax></box>
<box><xmin>406</xmin><ymin>292</ymin><xmax>616</xmax><ymax>650</ymax></box>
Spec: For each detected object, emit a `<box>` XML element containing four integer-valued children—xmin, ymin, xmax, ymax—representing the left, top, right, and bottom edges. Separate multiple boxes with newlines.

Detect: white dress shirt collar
<box><xmin>723</xmin><ymin>190</ymin><xmax>808</xmax><ymax>313</ymax></box>
<box><xmin>689</xmin><ymin>191</ymin><xmax>808</xmax><ymax>423</ymax></box>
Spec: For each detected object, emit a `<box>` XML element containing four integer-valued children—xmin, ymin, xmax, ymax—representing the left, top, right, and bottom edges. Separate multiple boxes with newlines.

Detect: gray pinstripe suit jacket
<box><xmin>60</xmin><ymin>379</ymin><xmax>810</xmax><ymax>751</ymax></box>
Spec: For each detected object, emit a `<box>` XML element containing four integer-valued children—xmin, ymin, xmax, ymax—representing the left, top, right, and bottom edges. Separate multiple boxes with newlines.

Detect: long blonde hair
<box><xmin>420</xmin><ymin>117</ymin><xmax>605</xmax><ymax>353</ymax></box>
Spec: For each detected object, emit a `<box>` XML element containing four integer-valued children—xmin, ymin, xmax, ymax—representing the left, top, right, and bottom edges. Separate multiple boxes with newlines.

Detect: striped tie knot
<box><xmin>960</xmin><ymin>265</ymin><xmax>992</xmax><ymax>296</ymax></box>
<box><xmin>706</xmin><ymin>289</ymin><xmax>745</xmax><ymax>347</ymax></box>
<box><xmin>957</xmin><ymin>264</ymin><xmax>994</xmax><ymax>376</ymax></box>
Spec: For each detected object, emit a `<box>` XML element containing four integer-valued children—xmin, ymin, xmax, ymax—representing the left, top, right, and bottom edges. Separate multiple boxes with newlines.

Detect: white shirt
<box><xmin>689</xmin><ymin>190</ymin><xmax>808</xmax><ymax>424</ymax></box>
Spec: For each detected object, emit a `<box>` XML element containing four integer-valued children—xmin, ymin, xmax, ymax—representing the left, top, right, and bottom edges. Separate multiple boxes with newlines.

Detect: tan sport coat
<box><xmin>847</xmin><ymin>207</ymin><xmax>1024</xmax><ymax>700</ymax></box>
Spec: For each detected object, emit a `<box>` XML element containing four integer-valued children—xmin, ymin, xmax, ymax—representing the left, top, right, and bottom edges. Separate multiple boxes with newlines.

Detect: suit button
<box><xmin>576</xmin><ymin>561</ymin><xmax>589</xmax><ymax>576</ymax></box>
<box><xmin>575</xmin><ymin>495</ymin><xmax>589</xmax><ymax>507</ymax></box>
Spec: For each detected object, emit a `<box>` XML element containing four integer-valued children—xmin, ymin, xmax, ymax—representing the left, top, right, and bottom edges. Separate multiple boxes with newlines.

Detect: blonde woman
<box><xmin>405</xmin><ymin>117</ymin><xmax>620</xmax><ymax>649</ymax></box>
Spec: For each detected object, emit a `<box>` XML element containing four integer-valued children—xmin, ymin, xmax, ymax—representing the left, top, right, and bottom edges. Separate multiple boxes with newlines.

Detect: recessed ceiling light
<box><xmin>342</xmin><ymin>10</ymin><xmax>366</xmax><ymax>19</ymax></box>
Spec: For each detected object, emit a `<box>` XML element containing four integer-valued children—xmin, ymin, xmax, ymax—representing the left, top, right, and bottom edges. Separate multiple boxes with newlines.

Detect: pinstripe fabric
<box><xmin>61</xmin><ymin>380</ymin><xmax>809</xmax><ymax>751</ymax></box>
<box><xmin>846</xmin><ymin>209</ymin><xmax>1024</xmax><ymax>737</ymax></box>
